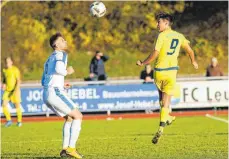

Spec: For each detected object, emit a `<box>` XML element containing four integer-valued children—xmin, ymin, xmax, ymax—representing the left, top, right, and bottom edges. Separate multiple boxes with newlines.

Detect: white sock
<box><xmin>62</xmin><ymin>121</ymin><xmax>72</xmax><ymax>149</ymax></box>
<box><xmin>69</xmin><ymin>119</ymin><xmax>81</xmax><ymax>148</ymax></box>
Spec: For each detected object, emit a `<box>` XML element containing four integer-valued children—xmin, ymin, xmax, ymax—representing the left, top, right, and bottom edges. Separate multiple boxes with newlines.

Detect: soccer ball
<box><xmin>90</xmin><ymin>1</ymin><xmax>106</xmax><ymax>18</ymax></box>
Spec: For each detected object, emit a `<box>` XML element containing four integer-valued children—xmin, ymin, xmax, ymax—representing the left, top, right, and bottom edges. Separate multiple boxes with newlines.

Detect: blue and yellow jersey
<box><xmin>154</xmin><ymin>29</ymin><xmax>190</xmax><ymax>71</ymax></box>
<box><xmin>2</xmin><ymin>66</ymin><xmax>20</xmax><ymax>91</ymax></box>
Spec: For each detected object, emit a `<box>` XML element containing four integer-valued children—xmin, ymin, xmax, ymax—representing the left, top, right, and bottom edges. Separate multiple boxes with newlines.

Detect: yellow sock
<box><xmin>16</xmin><ymin>107</ymin><xmax>22</xmax><ymax>122</ymax></box>
<box><xmin>160</xmin><ymin>107</ymin><xmax>169</xmax><ymax>122</ymax></box>
<box><xmin>160</xmin><ymin>102</ymin><xmax>170</xmax><ymax>117</ymax></box>
<box><xmin>3</xmin><ymin>106</ymin><xmax>11</xmax><ymax>121</ymax></box>
<box><xmin>159</xmin><ymin>107</ymin><xmax>169</xmax><ymax>131</ymax></box>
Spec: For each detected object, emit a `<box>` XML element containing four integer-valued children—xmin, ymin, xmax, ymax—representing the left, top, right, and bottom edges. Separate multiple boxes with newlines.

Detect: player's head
<box><xmin>95</xmin><ymin>50</ymin><xmax>101</xmax><ymax>60</ymax></box>
<box><xmin>49</xmin><ymin>33</ymin><xmax>67</xmax><ymax>51</ymax></box>
<box><xmin>211</xmin><ymin>57</ymin><xmax>218</xmax><ymax>67</ymax></box>
<box><xmin>5</xmin><ymin>56</ymin><xmax>13</xmax><ymax>68</ymax></box>
<box><xmin>156</xmin><ymin>12</ymin><xmax>174</xmax><ymax>32</ymax></box>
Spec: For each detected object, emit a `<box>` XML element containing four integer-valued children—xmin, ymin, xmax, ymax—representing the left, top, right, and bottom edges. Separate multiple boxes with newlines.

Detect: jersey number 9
<box><xmin>167</xmin><ymin>39</ymin><xmax>179</xmax><ymax>55</ymax></box>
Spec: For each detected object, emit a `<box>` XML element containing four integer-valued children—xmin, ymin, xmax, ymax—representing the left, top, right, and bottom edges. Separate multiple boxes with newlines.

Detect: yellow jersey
<box><xmin>2</xmin><ymin>66</ymin><xmax>20</xmax><ymax>91</ymax></box>
<box><xmin>154</xmin><ymin>28</ymin><xmax>190</xmax><ymax>71</ymax></box>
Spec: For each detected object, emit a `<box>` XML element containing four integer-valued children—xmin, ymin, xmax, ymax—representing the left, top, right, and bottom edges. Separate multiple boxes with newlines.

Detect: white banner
<box><xmin>175</xmin><ymin>80</ymin><xmax>228</xmax><ymax>108</ymax></box>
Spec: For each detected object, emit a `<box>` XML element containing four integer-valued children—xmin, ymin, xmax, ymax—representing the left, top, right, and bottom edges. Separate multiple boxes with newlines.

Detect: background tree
<box><xmin>1</xmin><ymin>1</ymin><xmax>228</xmax><ymax>80</ymax></box>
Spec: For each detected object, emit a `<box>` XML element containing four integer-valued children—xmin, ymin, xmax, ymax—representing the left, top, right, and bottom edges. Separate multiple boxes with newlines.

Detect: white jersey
<box><xmin>41</xmin><ymin>50</ymin><xmax>68</xmax><ymax>88</ymax></box>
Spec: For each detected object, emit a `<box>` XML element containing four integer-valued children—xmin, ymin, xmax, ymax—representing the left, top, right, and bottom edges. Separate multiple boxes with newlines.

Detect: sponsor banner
<box><xmin>176</xmin><ymin>80</ymin><xmax>228</xmax><ymax>108</ymax></box>
<box><xmin>0</xmin><ymin>83</ymin><xmax>179</xmax><ymax>116</ymax></box>
<box><xmin>1</xmin><ymin>80</ymin><xmax>227</xmax><ymax>116</ymax></box>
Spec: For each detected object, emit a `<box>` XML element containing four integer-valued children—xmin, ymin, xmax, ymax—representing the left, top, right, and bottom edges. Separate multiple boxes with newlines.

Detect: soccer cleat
<box><xmin>166</xmin><ymin>116</ymin><xmax>176</xmax><ymax>126</ymax></box>
<box><xmin>152</xmin><ymin>130</ymin><xmax>163</xmax><ymax>144</ymax></box>
<box><xmin>4</xmin><ymin>120</ymin><xmax>12</xmax><ymax>127</ymax></box>
<box><xmin>66</xmin><ymin>147</ymin><xmax>83</xmax><ymax>159</ymax></box>
<box><xmin>16</xmin><ymin>122</ymin><xmax>22</xmax><ymax>127</ymax></box>
<box><xmin>60</xmin><ymin>149</ymin><xmax>68</xmax><ymax>157</ymax></box>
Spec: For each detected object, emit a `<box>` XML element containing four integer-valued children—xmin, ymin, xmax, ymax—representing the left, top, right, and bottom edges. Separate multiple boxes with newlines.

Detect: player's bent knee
<box><xmin>68</xmin><ymin>109</ymin><xmax>83</xmax><ymax>120</ymax></box>
<box><xmin>74</xmin><ymin>109</ymin><xmax>83</xmax><ymax>120</ymax></box>
<box><xmin>75</xmin><ymin>112</ymin><xmax>83</xmax><ymax>120</ymax></box>
<box><xmin>79</xmin><ymin>113</ymin><xmax>83</xmax><ymax>120</ymax></box>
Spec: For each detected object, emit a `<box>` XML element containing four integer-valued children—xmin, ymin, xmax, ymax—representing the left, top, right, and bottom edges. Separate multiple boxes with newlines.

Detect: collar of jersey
<box><xmin>54</xmin><ymin>50</ymin><xmax>65</xmax><ymax>54</ymax></box>
<box><xmin>164</xmin><ymin>28</ymin><xmax>172</xmax><ymax>32</ymax></box>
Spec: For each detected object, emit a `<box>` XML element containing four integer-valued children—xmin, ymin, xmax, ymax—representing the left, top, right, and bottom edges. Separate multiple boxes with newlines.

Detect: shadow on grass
<box><xmin>29</xmin><ymin>157</ymin><xmax>62</xmax><ymax>159</ymax></box>
<box><xmin>1</xmin><ymin>153</ymin><xmax>62</xmax><ymax>159</ymax></box>
<box><xmin>216</xmin><ymin>133</ymin><xmax>228</xmax><ymax>135</ymax></box>
<box><xmin>134</xmin><ymin>133</ymin><xmax>178</xmax><ymax>136</ymax></box>
<box><xmin>133</xmin><ymin>132</ymin><xmax>228</xmax><ymax>137</ymax></box>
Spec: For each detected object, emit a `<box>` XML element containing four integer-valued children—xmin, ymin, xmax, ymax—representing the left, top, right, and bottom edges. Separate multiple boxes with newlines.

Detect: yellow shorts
<box><xmin>154</xmin><ymin>70</ymin><xmax>178</xmax><ymax>96</ymax></box>
<box><xmin>2</xmin><ymin>90</ymin><xmax>21</xmax><ymax>104</ymax></box>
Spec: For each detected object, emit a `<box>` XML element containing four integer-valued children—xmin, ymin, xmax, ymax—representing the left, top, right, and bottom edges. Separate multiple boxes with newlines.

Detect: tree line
<box><xmin>1</xmin><ymin>1</ymin><xmax>228</xmax><ymax>80</ymax></box>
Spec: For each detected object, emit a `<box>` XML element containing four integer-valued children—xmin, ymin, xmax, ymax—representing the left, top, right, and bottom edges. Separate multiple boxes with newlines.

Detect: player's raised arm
<box><xmin>182</xmin><ymin>43</ymin><xmax>198</xmax><ymax>69</ymax></box>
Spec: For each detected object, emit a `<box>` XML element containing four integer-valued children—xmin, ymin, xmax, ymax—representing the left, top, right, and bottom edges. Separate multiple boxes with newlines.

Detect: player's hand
<box><xmin>67</xmin><ymin>66</ymin><xmax>74</xmax><ymax>75</ymax></box>
<box><xmin>89</xmin><ymin>73</ymin><xmax>94</xmax><ymax>78</ymax></box>
<box><xmin>192</xmin><ymin>61</ymin><xmax>198</xmax><ymax>69</ymax></box>
<box><xmin>98</xmin><ymin>52</ymin><xmax>103</xmax><ymax>56</ymax></box>
<box><xmin>64</xmin><ymin>83</ymin><xmax>71</xmax><ymax>89</ymax></box>
<box><xmin>136</xmin><ymin>60</ymin><xmax>143</xmax><ymax>66</ymax></box>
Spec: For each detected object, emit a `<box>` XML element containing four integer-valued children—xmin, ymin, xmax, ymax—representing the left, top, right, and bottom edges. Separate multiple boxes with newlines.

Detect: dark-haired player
<box><xmin>137</xmin><ymin>13</ymin><xmax>198</xmax><ymax>144</ymax></box>
<box><xmin>42</xmin><ymin>33</ymin><xmax>83</xmax><ymax>158</ymax></box>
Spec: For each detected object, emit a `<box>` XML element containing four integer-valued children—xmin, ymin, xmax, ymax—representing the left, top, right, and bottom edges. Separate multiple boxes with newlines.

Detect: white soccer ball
<box><xmin>90</xmin><ymin>1</ymin><xmax>106</xmax><ymax>18</ymax></box>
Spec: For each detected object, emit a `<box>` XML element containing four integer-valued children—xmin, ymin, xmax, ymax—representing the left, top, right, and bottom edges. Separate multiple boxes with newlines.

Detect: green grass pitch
<box><xmin>1</xmin><ymin>115</ymin><xmax>228</xmax><ymax>159</ymax></box>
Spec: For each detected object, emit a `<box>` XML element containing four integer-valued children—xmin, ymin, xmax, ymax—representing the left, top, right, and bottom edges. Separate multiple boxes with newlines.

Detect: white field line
<box><xmin>1</xmin><ymin>136</ymin><xmax>146</xmax><ymax>144</ymax></box>
<box><xmin>205</xmin><ymin>114</ymin><xmax>229</xmax><ymax>124</ymax></box>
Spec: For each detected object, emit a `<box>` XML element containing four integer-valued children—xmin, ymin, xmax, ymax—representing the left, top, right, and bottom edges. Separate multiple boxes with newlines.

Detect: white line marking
<box><xmin>1</xmin><ymin>136</ymin><xmax>150</xmax><ymax>144</ymax></box>
<box><xmin>205</xmin><ymin>114</ymin><xmax>228</xmax><ymax>124</ymax></box>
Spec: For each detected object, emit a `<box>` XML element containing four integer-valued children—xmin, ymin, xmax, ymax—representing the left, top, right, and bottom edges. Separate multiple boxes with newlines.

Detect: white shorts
<box><xmin>43</xmin><ymin>87</ymin><xmax>77</xmax><ymax>117</ymax></box>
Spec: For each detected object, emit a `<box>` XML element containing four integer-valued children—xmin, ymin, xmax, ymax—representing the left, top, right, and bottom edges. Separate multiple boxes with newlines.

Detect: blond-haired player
<box><xmin>137</xmin><ymin>12</ymin><xmax>198</xmax><ymax>144</ymax></box>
